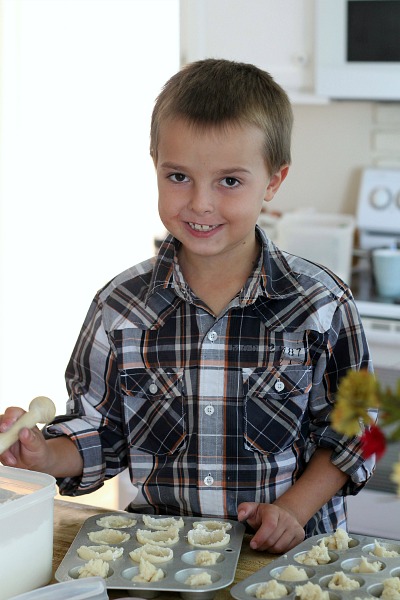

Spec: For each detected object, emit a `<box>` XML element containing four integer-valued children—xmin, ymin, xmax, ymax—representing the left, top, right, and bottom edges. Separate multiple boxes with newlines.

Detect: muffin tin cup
<box><xmin>55</xmin><ymin>511</ymin><xmax>245</xmax><ymax>600</ymax></box>
<box><xmin>230</xmin><ymin>533</ymin><xmax>400</xmax><ymax>599</ymax></box>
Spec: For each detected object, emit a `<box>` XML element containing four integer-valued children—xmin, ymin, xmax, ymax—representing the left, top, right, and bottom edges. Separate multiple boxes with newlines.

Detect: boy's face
<box><xmin>155</xmin><ymin>118</ymin><xmax>288</xmax><ymax>263</ymax></box>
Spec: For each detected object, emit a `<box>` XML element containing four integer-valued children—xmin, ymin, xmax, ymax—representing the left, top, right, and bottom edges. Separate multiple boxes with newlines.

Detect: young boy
<box><xmin>0</xmin><ymin>59</ymin><xmax>374</xmax><ymax>554</ymax></box>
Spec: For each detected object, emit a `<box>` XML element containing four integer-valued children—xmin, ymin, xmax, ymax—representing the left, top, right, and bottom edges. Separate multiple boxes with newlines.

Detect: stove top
<box><xmin>357</xmin><ymin>168</ymin><xmax>400</xmax><ymax>249</ymax></box>
<box><xmin>352</xmin><ymin>168</ymin><xmax>400</xmax><ymax>319</ymax></box>
<box><xmin>351</xmin><ymin>266</ymin><xmax>400</xmax><ymax>319</ymax></box>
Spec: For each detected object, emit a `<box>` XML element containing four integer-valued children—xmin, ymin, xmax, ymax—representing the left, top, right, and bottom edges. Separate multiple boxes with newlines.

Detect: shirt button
<box><xmin>204</xmin><ymin>474</ymin><xmax>214</xmax><ymax>486</ymax></box>
<box><xmin>207</xmin><ymin>331</ymin><xmax>218</xmax><ymax>342</ymax></box>
<box><xmin>204</xmin><ymin>404</ymin><xmax>215</xmax><ymax>416</ymax></box>
<box><xmin>149</xmin><ymin>383</ymin><xmax>158</xmax><ymax>394</ymax></box>
<box><xmin>275</xmin><ymin>379</ymin><xmax>285</xmax><ymax>392</ymax></box>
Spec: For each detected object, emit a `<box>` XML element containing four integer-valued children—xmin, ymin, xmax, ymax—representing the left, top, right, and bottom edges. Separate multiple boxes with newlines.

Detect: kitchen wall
<box><xmin>278</xmin><ymin>102</ymin><xmax>400</xmax><ymax>217</ymax></box>
<box><xmin>180</xmin><ymin>0</ymin><xmax>400</xmax><ymax>219</ymax></box>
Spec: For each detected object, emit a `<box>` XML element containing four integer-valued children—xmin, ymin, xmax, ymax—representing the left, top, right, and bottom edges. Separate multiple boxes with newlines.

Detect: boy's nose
<box><xmin>188</xmin><ymin>186</ymin><xmax>214</xmax><ymax>214</ymax></box>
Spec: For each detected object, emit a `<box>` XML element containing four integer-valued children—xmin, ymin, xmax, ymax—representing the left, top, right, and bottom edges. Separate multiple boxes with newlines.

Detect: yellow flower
<box><xmin>331</xmin><ymin>399</ymin><xmax>363</xmax><ymax>436</ymax></box>
<box><xmin>332</xmin><ymin>370</ymin><xmax>400</xmax><ymax>498</ymax></box>
<box><xmin>332</xmin><ymin>370</ymin><xmax>379</xmax><ymax>436</ymax></box>
<box><xmin>391</xmin><ymin>459</ymin><xmax>400</xmax><ymax>497</ymax></box>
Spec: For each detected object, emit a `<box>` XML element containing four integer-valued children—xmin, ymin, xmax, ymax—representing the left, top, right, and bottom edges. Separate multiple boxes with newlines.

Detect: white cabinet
<box><xmin>180</xmin><ymin>0</ymin><xmax>320</xmax><ymax>100</ymax></box>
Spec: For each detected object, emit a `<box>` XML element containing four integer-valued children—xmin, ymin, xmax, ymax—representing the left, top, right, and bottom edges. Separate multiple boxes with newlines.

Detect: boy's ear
<box><xmin>264</xmin><ymin>165</ymin><xmax>289</xmax><ymax>202</ymax></box>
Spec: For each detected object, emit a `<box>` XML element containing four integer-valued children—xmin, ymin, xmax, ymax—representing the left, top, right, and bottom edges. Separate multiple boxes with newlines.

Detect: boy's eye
<box><xmin>168</xmin><ymin>173</ymin><xmax>188</xmax><ymax>183</ymax></box>
<box><xmin>221</xmin><ymin>177</ymin><xmax>240</xmax><ymax>188</ymax></box>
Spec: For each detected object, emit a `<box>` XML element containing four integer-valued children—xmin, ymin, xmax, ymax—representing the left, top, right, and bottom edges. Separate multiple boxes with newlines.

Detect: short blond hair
<box><xmin>150</xmin><ymin>58</ymin><xmax>293</xmax><ymax>174</ymax></box>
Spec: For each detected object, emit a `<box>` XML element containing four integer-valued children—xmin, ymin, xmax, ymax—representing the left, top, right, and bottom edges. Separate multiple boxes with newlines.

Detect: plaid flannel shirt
<box><xmin>46</xmin><ymin>226</ymin><xmax>374</xmax><ymax>536</ymax></box>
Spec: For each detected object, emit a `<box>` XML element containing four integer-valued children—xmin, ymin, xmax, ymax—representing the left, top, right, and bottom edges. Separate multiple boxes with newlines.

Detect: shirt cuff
<box><xmin>44</xmin><ymin>419</ymin><xmax>105</xmax><ymax>496</ymax></box>
<box><xmin>331</xmin><ymin>446</ymin><xmax>376</xmax><ymax>495</ymax></box>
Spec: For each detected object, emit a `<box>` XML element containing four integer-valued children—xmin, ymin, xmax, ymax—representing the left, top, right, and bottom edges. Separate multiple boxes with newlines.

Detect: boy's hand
<box><xmin>0</xmin><ymin>406</ymin><xmax>50</xmax><ymax>471</ymax></box>
<box><xmin>237</xmin><ymin>502</ymin><xmax>305</xmax><ymax>553</ymax></box>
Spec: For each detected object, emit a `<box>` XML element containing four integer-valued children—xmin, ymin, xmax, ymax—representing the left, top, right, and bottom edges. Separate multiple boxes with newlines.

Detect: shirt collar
<box><xmin>145</xmin><ymin>235</ymin><xmax>184</xmax><ymax>304</ymax></box>
<box><xmin>145</xmin><ymin>225</ymin><xmax>301</xmax><ymax>306</ymax></box>
<box><xmin>256</xmin><ymin>226</ymin><xmax>302</xmax><ymax>299</ymax></box>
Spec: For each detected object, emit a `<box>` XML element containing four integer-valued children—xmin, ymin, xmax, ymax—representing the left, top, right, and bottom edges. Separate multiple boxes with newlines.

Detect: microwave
<box><xmin>315</xmin><ymin>0</ymin><xmax>400</xmax><ymax>100</ymax></box>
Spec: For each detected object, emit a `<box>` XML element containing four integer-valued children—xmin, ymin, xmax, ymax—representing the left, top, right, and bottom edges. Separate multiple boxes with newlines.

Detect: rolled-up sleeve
<box><xmin>305</xmin><ymin>292</ymin><xmax>376</xmax><ymax>495</ymax></box>
<box><xmin>44</xmin><ymin>292</ymin><xmax>128</xmax><ymax>496</ymax></box>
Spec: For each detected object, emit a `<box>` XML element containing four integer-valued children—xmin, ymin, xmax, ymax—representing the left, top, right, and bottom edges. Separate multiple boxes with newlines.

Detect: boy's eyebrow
<box><xmin>159</xmin><ymin>162</ymin><xmax>186</xmax><ymax>171</ymax></box>
<box><xmin>159</xmin><ymin>162</ymin><xmax>251</xmax><ymax>175</ymax></box>
<box><xmin>216</xmin><ymin>167</ymin><xmax>252</xmax><ymax>176</ymax></box>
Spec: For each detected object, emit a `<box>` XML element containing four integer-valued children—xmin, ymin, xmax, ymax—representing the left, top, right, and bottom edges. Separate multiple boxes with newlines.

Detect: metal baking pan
<box><xmin>55</xmin><ymin>511</ymin><xmax>245</xmax><ymax>599</ymax></box>
<box><xmin>230</xmin><ymin>533</ymin><xmax>400</xmax><ymax>599</ymax></box>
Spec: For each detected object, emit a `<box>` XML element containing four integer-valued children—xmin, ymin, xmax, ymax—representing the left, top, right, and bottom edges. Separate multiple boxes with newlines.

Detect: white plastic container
<box><xmin>276</xmin><ymin>211</ymin><xmax>355</xmax><ymax>283</ymax></box>
<box><xmin>8</xmin><ymin>578</ymin><xmax>108</xmax><ymax>600</ymax></box>
<box><xmin>0</xmin><ymin>466</ymin><xmax>56</xmax><ymax>600</ymax></box>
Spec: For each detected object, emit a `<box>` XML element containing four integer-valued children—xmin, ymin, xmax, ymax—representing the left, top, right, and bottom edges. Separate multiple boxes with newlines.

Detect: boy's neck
<box><xmin>177</xmin><ymin>239</ymin><xmax>260</xmax><ymax>316</ymax></box>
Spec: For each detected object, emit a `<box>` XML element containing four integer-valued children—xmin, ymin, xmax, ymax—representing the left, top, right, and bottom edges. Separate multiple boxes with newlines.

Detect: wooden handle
<box><xmin>0</xmin><ymin>396</ymin><xmax>56</xmax><ymax>455</ymax></box>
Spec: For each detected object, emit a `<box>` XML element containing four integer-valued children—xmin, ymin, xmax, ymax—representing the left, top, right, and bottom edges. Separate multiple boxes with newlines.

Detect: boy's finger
<box><xmin>0</xmin><ymin>448</ymin><xmax>17</xmax><ymax>465</ymax></box>
<box><xmin>249</xmin><ymin>518</ymin><xmax>277</xmax><ymax>551</ymax></box>
<box><xmin>237</xmin><ymin>502</ymin><xmax>258</xmax><ymax>522</ymax></box>
<box><xmin>0</xmin><ymin>408</ymin><xmax>26</xmax><ymax>432</ymax></box>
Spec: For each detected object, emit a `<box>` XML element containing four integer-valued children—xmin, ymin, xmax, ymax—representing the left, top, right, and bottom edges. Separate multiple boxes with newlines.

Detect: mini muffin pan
<box><xmin>230</xmin><ymin>533</ymin><xmax>400</xmax><ymax>599</ymax></box>
<box><xmin>55</xmin><ymin>511</ymin><xmax>245</xmax><ymax>599</ymax></box>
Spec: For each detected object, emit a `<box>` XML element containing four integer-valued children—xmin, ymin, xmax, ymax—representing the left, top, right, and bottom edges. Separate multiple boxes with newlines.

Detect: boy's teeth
<box><xmin>189</xmin><ymin>222</ymin><xmax>217</xmax><ymax>231</ymax></box>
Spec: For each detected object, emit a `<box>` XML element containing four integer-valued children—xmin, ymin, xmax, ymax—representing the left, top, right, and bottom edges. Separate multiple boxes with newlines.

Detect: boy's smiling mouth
<box><xmin>188</xmin><ymin>222</ymin><xmax>219</xmax><ymax>232</ymax></box>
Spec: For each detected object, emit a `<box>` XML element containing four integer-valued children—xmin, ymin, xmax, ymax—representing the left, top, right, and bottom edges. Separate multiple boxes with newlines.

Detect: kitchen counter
<box><xmin>52</xmin><ymin>499</ymin><xmax>277</xmax><ymax>599</ymax></box>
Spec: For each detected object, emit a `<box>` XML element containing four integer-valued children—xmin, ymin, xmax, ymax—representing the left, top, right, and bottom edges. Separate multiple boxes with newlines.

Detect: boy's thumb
<box><xmin>19</xmin><ymin>426</ymin><xmax>41</xmax><ymax>450</ymax></box>
<box><xmin>237</xmin><ymin>502</ymin><xmax>255</xmax><ymax>522</ymax></box>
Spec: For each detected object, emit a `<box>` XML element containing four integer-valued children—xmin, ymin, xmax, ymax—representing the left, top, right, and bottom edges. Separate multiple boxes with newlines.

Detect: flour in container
<box><xmin>0</xmin><ymin>489</ymin><xmax>23</xmax><ymax>505</ymax></box>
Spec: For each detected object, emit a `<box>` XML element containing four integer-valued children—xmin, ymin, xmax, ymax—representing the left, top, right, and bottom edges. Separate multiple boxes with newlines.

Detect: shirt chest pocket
<box><xmin>120</xmin><ymin>367</ymin><xmax>186</xmax><ymax>455</ymax></box>
<box><xmin>243</xmin><ymin>365</ymin><xmax>312</xmax><ymax>454</ymax></box>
